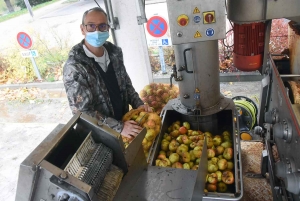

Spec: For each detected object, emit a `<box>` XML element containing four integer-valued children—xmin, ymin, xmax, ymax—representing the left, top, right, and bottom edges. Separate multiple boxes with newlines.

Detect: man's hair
<box><xmin>82</xmin><ymin>7</ymin><xmax>107</xmax><ymax>25</ymax></box>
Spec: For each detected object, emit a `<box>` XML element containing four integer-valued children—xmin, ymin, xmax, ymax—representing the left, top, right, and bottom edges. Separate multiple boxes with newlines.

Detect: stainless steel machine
<box><xmin>15</xmin><ymin>0</ymin><xmax>300</xmax><ymax>200</ymax></box>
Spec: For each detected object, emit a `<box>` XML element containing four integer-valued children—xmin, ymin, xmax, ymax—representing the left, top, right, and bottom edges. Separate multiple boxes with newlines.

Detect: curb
<box><xmin>0</xmin><ymin>81</ymin><xmax>64</xmax><ymax>89</ymax></box>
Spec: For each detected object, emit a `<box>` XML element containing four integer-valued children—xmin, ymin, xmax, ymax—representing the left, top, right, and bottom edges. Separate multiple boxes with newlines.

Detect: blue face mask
<box><xmin>85</xmin><ymin>31</ymin><xmax>109</xmax><ymax>47</ymax></box>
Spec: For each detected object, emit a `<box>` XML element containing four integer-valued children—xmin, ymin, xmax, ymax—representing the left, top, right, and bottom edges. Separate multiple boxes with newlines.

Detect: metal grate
<box><xmin>64</xmin><ymin>132</ymin><xmax>113</xmax><ymax>192</ymax></box>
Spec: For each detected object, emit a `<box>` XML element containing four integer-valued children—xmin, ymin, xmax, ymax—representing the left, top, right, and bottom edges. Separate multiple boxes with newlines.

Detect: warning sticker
<box><xmin>194</xmin><ymin>31</ymin><xmax>202</xmax><ymax>38</ymax></box>
<box><xmin>193</xmin><ymin>7</ymin><xmax>200</xmax><ymax>14</ymax></box>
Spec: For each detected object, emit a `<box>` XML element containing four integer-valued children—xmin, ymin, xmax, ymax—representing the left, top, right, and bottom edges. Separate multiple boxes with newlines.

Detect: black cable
<box><xmin>93</xmin><ymin>0</ymin><xmax>101</xmax><ymax>8</ymax></box>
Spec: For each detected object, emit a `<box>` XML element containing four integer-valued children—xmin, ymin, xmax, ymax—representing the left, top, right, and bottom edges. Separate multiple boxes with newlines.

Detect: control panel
<box><xmin>166</xmin><ymin>0</ymin><xmax>226</xmax><ymax>45</ymax></box>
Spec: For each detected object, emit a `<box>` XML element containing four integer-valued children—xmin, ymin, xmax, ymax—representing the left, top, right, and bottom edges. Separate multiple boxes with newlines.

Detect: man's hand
<box><xmin>138</xmin><ymin>104</ymin><xmax>153</xmax><ymax>112</ymax></box>
<box><xmin>121</xmin><ymin>120</ymin><xmax>143</xmax><ymax>139</ymax></box>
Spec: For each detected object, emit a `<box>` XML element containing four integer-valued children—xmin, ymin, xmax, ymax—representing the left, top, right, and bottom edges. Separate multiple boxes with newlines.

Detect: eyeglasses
<box><xmin>84</xmin><ymin>23</ymin><xmax>110</xmax><ymax>32</ymax></box>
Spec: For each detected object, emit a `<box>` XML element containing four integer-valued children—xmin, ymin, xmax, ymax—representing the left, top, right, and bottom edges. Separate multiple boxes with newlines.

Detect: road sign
<box><xmin>146</xmin><ymin>16</ymin><xmax>168</xmax><ymax>38</ymax></box>
<box><xmin>17</xmin><ymin>32</ymin><xmax>33</xmax><ymax>49</ymax></box>
<box><xmin>20</xmin><ymin>50</ymin><xmax>38</xmax><ymax>58</ymax></box>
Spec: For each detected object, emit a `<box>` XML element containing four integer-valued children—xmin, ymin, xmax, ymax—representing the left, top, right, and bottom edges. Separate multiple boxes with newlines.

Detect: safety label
<box><xmin>193</xmin><ymin>16</ymin><xmax>201</xmax><ymax>24</ymax></box>
<box><xmin>193</xmin><ymin>7</ymin><xmax>200</xmax><ymax>14</ymax></box>
<box><xmin>194</xmin><ymin>31</ymin><xmax>202</xmax><ymax>38</ymax></box>
<box><xmin>205</xmin><ymin>28</ymin><xmax>215</xmax><ymax>37</ymax></box>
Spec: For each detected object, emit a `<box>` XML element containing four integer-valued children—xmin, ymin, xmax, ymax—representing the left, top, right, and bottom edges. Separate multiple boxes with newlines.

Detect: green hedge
<box><xmin>16</xmin><ymin>0</ymin><xmax>52</xmax><ymax>9</ymax></box>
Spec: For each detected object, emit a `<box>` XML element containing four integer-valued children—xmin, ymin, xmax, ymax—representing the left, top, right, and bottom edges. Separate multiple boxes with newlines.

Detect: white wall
<box><xmin>111</xmin><ymin>0</ymin><xmax>153</xmax><ymax>93</ymax></box>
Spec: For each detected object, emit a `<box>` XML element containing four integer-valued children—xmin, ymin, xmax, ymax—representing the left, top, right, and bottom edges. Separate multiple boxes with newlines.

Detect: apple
<box><xmin>206</xmin><ymin>136</ymin><xmax>214</xmax><ymax>148</ymax></box>
<box><xmin>176</xmin><ymin>135</ymin><xmax>183</xmax><ymax>144</ymax></box>
<box><xmin>176</xmin><ymin>144</ymin><xmax>189</xmax><ymax>156</ymax></box>
<box><xmin>192</xmin><ymin>165</ymin><xmax>199</xmax><ymax>170</ymax></box>
<box><xmin>183</xmin><ymin>122</ymin><xmax>191</xmax><ymax>129</ymax></box>
<box><xmin>158</xmin><ymin>158</ymin><xmax>171</xmax><ymax>167</ymax></box>
<box><xmin>191</xmin><ymin>131</ymin><xmax>200</xmax><ymax>136</ymax></box>
<box><xmin>207</xmin><ymin>173</ymin><xmax>218</xmax><ymax>184</ymax></box>
<box><xmin>215</xmin><ymin>171</ymin><xmax>222</xmax><ymax>182</ymax></box>
<box><xmin>189</xmin><ymin>161</ymin><xmax>194</xmax><ymax>168</ymax></box>
<box><xmin>167</xmin><ymin>126</ymin><xmax>173</xmax><ymax>133</ymax></box>
<box><xmin>179</xmin><ymin>126</ymin><xmax>188</xmax><ymax>134</ymax></box>
<box><xmin>193</xmin><ymin>146</ymin><xmax>203</xmax><ymax>158</ymax></box>
<box><xmin>213</xmin><ymin>135</ymin><xmax>222</xmax><ymax>146</ymax></box>
<box><xmin>223</xmin><ymin>148</ymin><xmax>233</xmax><ymax>160</ymax></box>
<box><xmin>172</xmin><ymin>123</ymin><xmax>180</xmax><ymax>131</ymax></box>
<box><xmin>183</xmin><ymin>163</ymin><xmax>190</xmax><ymax>169</ymax></box>
<box><xmin>206</xmin><ymin>184</ymin><xmax>217</xmax><ymax>192</ymax></box>
<box><xmin>161</xmin><ymin>139</ymin><xmax>170</xmax><ymax>151</ymax></box>
<box><xmin>174</xmin><ymin>121</ymin><xmax>181</xmax><ymax>125</ymax></box>
<box><xmin>207</xmin><ymin>149</ymin><xmax>216</xmax><ymax>159</ymax></box>
<box><xmin>172</xmin><ymin>162</ymin><xmax>183</xmax><ymax>169</ymax></box>
<box><xmin>198</xmin><ymin>134</ymin><xmax>204</xmax><ymax>140</ymax></box>
<box><xmin>145</xmin><ymin>129</ymin><xmax>156</xmax><ymax>141</ymax></box>
<box><xmin>170</xmin><ymin>130</ymin><xmax>180</xmax><ymax>138</ymax></box>
<box><xmin>157</xmin><ymin>154</ymin><xmax>166</xmax><ymax>160</ymax></box>
<box><xmin>169</xmin><ymin>139</ymin><xmax>180</xmax><ymax>152</ymax></box>
<box><xmin>222</xmin><ymin>130</ymin><xmax>230</xmax><ymax>137</ymax></box>
<box><xmin>211</xmin><ymin>157</ymin><xmax>219</xmax><ymax>164</ymax></box>
<box><xmin>190</xmin><ymin>142</ymin><xmax>197</xmax><ymax>149</ymax></box>
<box><xmin>189</xmin><ymin>150</ymin><xmax>196</xmax><ymax>161</ymax></box>
<box><xmin>208</xmin><ymin>161</ymin><xmax>218</xmax><ymax>173</ymax></box>
<box><xmin>159</xmin><ymin>150</ymin><xmax>166</xmax><ymax>156</ymax></box>
<box><xmin>218</xmin><ymin>155</ymin><xmax>224</xmax><ymax>160</ymax></box>
<box><xmin>221</xmin><ymin>141</ymin><xmax>232</xmax><ymax>148</ymax></box>
<box><xmin>163</xmin><ymin>133</ymin><xmax>171</xmax><ymax>141</ymax></box>
<box><xmin>155</xmin><ymin>159</ymin><xmax>161</xmax><ymax>166</ymax></box>
<box><xmin>189</xmin><ymin>136</ymin><xmax>199</xmax><ymax>142</ymax></box>
<box><xmin>217</xmin><ymin>182</ymin><xmax>228</xmax><ymax>192</ymax></box>
<box><xmin>204</xmin><ymin>132</ymin><xmax>213</xmax><ymax>137</ymax></box>
<box><xmin>187</xmin><ymin>129</ymin><xmax>193</xmax><ymax>136</ymax></box>
<box><xmin>169</xmin><ymin>153</ymin><xmax>180</xmax><ymax>164</ymax></box>
<box><xmin>196</xmin><ymin>140</ymin><xmax>204</xmax><ymax>147</ymax></box>
<box><xmin>227</xmin><ymin>161</ymin><xmax>234</xmax><ymax>170</ymax></box>
<box><xmin>195</xmin><ymin>158</ymin><xmax>201</xmax><ymax>164</ymax></box>
<box><xmin>222</xmin><ymin>170</ymin><xmax>234</xmax><ymax>184</ymax></box>
<box><xmin>181</xmin><ymin>151</ymin><xmax>191</xmax><ymax>163</ymax></box>
<box><xmin>215</xmin><ymin>146</ymin><xmax>225</xmax><ymax>155</ymax></box>
<box><xmin>182</xmin><ymin>135</ymin><xmax>192</xmax><ymax>145</ymax></box>
<box><xmin>217</xmin><ymin>159</ymin><xmax>228</xmax><ymax>170</ymax></box>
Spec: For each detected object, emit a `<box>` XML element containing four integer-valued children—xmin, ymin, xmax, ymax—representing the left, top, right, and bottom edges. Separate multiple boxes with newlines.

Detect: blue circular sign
<box><xmin>206</xmin><ymin>28</ymin><xmax>215</xmax><ymax>37</ymax></box>
<box><xmin>146</xmin><ymin>16</ymin><xmax>168</xmax><ymax>38</ymax></box>
<box><xmin>193</xmin><ymin>16</ymin><xmax>201</xmax><ymax>23</ymax></box>
<box><xmin>17</xmin><ymin>32</ymin><xmax>32</xmax><ymax>49</ymax></box>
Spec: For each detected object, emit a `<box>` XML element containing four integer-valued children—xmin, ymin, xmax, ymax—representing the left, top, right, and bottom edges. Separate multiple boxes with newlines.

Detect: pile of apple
<box><xmin>155</xmin><ymin>120</ymin><xmax>235</xmax><ymax>193</ymax></box>
<box><xmin>139</xmin><ymin>83</ymin><xmax>179</xmax><ymax>115</ymax></box>
<box><xmin>122</xmin><ymin>108</ymin><xmax>162</xmax><ymax>158</ymax></box>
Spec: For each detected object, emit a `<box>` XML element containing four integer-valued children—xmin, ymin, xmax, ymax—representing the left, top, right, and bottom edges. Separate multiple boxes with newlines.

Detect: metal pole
<box><xmin>23</xmin><ymin>0</ymin><xmax>34</xmax><ymax>19</ymax></box>
<box><xmin>158</xmin><ymin>46</ymin><xmax>167</xmax><ymax>74</ymax></box>
<box><xmin>29</xmin><ymin>50</ymin><xmax>42</xmax><ymax>80</ymax></box>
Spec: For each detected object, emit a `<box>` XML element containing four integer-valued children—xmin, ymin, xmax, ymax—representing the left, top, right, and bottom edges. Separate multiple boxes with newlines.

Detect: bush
<box><xmin>16</xmin><ymin>0</ymin><xmax>51</xmax><ymax>9</ymax></box>
<box><xmin>1</xmin><ymin>26</ymin><xmax>72</xmax><ymax>84</ymax></box>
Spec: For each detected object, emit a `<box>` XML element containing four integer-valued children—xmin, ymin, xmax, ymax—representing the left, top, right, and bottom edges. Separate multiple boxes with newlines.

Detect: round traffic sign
<box><xmin>17</xmin><ymin>32</ymin><xmax>32</xmax><ymax>49</ymax></box>
<box><xmin>146</xmin><ymin>16</ymin><xmax>168</xmax><ymax>38</ymax></box>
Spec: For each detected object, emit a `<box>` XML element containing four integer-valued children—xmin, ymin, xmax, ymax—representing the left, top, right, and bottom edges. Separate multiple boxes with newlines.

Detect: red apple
<box><xmin>206</xmin><ymin>184</ymin><xmax>217</xmax><ymax>192</ymax></box>
<box><xmin>222</xmin><ymin>170</ymin><xmax>234</xmax><ymax>184</ymax></box>
<box><xmin>179</xmin><ymin>126</ymin><xmax>188</xmax><ymax>134</ymax></box>
<box><xmin>172</xmin><ymin>162</ymin><xmax>183</xmax><ymax>169</ymax></box>
<box><xmin>207</xmin><ymin>149</ymin><xmax>216</xmax><ymax>159</ymax></box>
<box><xmin>207</xmin><ymin>173</ymin><xmax>218</xmax><ymax>184</ymax></box>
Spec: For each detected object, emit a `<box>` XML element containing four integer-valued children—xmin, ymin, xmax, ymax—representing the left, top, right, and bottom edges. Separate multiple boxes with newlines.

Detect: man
<box><xmin>63</xmin><ymin>7</ymin><xmax>151</xmax><ymax>140</ymax></box>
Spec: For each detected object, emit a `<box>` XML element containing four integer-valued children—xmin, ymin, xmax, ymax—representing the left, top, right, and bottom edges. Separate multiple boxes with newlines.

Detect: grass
<box><xmin>0</xmin><ymin>0</ymin><xmax>61</xmax><ymax>23</ymax></box>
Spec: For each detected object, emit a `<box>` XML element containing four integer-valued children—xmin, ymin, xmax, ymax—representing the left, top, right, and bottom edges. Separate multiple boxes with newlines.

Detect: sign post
<box><xmin>146</xmin><ymin>16</ymin><xmax>169</xmax><ymax>74</ymax></box>
<box><xmin>17</xmin><ymin>32</ymin><xmax>41</xmax><ymax>80</ymax></box>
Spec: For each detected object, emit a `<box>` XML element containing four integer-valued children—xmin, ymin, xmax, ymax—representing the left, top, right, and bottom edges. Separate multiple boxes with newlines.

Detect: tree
<box><xmin>4</xmin><ymin>0</ymin><xmax>14</xmax><ymax>12</ymax></box>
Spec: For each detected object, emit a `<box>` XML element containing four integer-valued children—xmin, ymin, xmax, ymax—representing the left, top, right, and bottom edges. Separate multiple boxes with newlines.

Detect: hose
<box><xmin>233</xmin><ymin>96</ymin><xmax>258</xmax><ymax>131</ymax></box>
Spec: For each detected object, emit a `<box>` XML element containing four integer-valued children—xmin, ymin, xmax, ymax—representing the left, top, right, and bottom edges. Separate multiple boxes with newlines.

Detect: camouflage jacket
<box><xmin>63</xmin><ymin>40</ymin><xmax>143</xmax><ymax>132</ymax></box>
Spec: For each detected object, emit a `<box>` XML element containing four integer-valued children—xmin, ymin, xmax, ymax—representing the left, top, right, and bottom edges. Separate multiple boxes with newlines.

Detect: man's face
<box><xmin>80</xmin><ymin>11</ymin><xmax>108</xmax><ymax>35</ymax></box>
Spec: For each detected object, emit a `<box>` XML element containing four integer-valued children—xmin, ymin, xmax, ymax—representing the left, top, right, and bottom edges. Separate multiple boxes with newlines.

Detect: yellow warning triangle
<box><xmin>193</xmin><ymin>7</ymin><xmax>200</xmax><ymax>14</ymax></box>
<box><xmin>194</xmin><ymin>31</ymin><xmax>202</xmax><ymax>38</ymax></box>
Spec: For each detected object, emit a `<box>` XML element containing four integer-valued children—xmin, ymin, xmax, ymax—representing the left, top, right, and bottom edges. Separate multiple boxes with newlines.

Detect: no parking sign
<box><xmin>146</xmin><ymin>16</ymin><xmax>168</xmax><ymax>38</ymax></box>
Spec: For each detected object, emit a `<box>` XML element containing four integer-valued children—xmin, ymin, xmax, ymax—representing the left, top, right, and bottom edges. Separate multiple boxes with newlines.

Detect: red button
<box><xmin>179</xmin><ymin>18</ymin><xmax>187</xmax><ymax>26</ymax></box>
<box><xmin>205</xmin><ymin>14</ymin><xmax>214</xmax><ymax>23</ymax></box>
